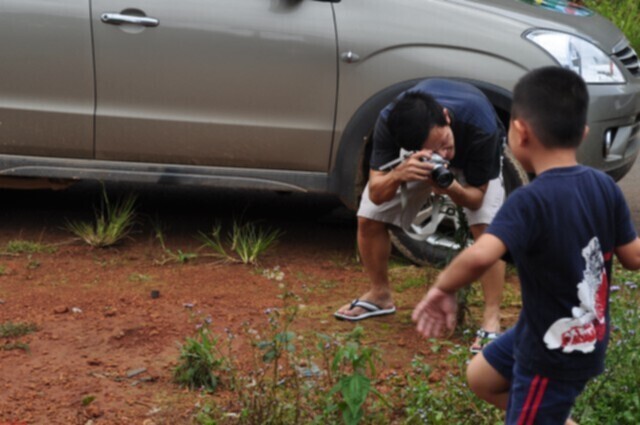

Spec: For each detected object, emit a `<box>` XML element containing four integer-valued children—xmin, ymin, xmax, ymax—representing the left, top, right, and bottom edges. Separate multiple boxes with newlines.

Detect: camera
<box><xmin>421</xmin><ymin>153</ymin><xmax>454</xmax><ymax>188</ymax></box>
<box><xmin>378</xmin><ymin>151</ymin><xmax>454</xmax><ymax>188</ymax></box>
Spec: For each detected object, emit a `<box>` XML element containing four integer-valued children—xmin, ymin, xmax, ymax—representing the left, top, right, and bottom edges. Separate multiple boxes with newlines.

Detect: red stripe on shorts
<box><xmin>517</xmin><ymin>375</ymin><xmax>549</xmax><ymax>425</ymax></box>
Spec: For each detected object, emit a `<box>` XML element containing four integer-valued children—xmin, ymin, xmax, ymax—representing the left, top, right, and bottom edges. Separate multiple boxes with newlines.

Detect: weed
<box><xmin>200</xmin><ymin>220</ymin><xmax>283</xmax><ymax>265</ymax></box>
<box><xmin>174</xmin><ymin>318</ymin><xmax>231</xmax><ymax>393</ymax></box>
<box><xmin>66</xmin><ymin>187</ymin><xmax>137</xmax><ymax>248</ymax></box>
<box><xmin>5</xmin><ymin>240</ymin><xmax>56</xmax><ymax>254</ymax></box>
<box><xmin>153</xmin><ymin>220</ymin><xmax>198</xmax><ymax>264</ymax></box>
<box><xmin>82</xmin><ymin>395</ymin><xmax>96</xmax><ymax>406</ymax></box>
<box><xmin>128</xmin><ymin>273</ymin><xmax>152</xmax><ymax>282</ymax></box>
<box><xmin>1</xmin><ymin>342</ymin><xmax>30</xmax><ymax>352</ymax></box>
<box><xmin>0</xmin><ymin>264</ymin><xmax>5</xmax><ymax>275</ymax></box>
<box><xmin>0</xmin><ymin>321</ymin><xmax>38</xmax><ymax>338</ymax></box>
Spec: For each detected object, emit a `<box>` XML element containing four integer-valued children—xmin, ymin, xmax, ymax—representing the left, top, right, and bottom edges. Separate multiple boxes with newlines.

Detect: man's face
<box><xmin>422</xmin><ymin>125</ymin><xmax>455</xmax><ymax>161</ymax></box>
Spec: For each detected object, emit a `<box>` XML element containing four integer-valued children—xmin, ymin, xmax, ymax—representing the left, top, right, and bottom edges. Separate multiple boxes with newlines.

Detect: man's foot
<box><xmin>470</xmin><ymin>329</ymin><xmax>501</xmax><ymax>354</ymax></box>
<box><xmin>334</xmin><ymin>294</ymin><xmax>395</xmax><ymax>321</ymax></box>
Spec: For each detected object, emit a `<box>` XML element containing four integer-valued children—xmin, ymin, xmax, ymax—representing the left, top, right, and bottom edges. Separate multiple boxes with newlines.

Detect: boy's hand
<box><xmin>412</xmin><ymin>287</ymin><xmax>458</xmax><ymax>338</ymax></box>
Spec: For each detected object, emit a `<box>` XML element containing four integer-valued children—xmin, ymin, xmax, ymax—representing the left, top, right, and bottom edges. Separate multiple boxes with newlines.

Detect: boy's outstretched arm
<box><xmin>615</xmin><ymin>237</ymin><xmax>640</xmax><ymax>270</ymax></box>
<box><xmin>413</xmin><ymin>234</ymin><xmax>507</xmax><ymax>338</ymax></box>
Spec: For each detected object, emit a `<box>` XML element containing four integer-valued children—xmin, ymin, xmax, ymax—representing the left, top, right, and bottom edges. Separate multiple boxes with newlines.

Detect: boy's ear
<box><xmin>512</xmin><ymin>118</ymin><xmax>529</xmax><ymax>146</ymax></box>
<box><xmin>582</xmin><ymin>125</ymin><xmax>590</xmax><ymax>142</ymax></box>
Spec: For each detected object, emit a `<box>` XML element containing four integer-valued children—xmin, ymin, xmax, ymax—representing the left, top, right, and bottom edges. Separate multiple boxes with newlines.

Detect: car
<box><xmin>1</xmin><ymin>0</ymin><xmax>639</xmax><ymax>265</ymax></box>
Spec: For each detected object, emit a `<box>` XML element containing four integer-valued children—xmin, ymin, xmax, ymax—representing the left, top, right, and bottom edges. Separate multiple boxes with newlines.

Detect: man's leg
<box><xmin>470</xmin><ymin>223</ymin><xmax>505</xmax><ymax>338</ymax></box>
<box><xmin>336</xmin><ymin>216</ymin><xmax>395</xmax><ymax>317</ymax></box>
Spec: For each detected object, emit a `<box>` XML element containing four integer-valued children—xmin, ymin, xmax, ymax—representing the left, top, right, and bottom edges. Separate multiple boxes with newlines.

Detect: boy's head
<box><xmin>388</xmin><ymin>92</ymin><xmax>449</xmax><ymax>152</ymax></box>
<box><xmin>511</xmin><ymin>66</ymin><xmax>589</xmax><ymax>149</ymax></box>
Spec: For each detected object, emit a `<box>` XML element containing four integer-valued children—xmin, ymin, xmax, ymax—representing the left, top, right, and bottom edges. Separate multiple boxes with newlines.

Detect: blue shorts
<box><xmin>483</xmin><ymin>328</ymin><xmax>588</xmax><ymax>424</ymax></box>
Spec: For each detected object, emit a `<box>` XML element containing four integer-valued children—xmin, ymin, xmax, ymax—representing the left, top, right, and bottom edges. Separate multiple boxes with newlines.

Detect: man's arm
<box><xmin>368</xmin><ymin>152</ymin><xmax>432</xmax><ymax>205</ymax></box>
<box><xmin>413</xmin><ymin>233</ymin><xmax>507</xmax><ymax>337</ymax></box>
<box><xmin>615</xmin><ymin>237</ymin><xmax>640</xmax><ymax>270</ymax></box>
<box><xmin>432</xmin><ymin>180</ymin><xmax>487</xmax><ymax>210</ymax></box>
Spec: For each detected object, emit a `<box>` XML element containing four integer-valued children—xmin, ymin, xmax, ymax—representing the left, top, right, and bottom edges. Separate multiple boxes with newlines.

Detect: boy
<box><xmin>412</xmin><ymin>66</ymin><xmax>640</xmax><ymax>424</ymax></box>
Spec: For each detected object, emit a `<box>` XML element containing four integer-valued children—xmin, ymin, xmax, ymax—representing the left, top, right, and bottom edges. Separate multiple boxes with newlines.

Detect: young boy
<box><xmin>412</xmin><ymin>66</ymin><xmax>640</xmax><ymax>424</ymax></box>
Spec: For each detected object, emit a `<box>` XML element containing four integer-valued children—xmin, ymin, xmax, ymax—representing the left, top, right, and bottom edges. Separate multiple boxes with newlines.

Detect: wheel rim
<box><xmin>403</xmin><ymin>194</ymin><xmax>464</xmax><ymax>250</ymax></box>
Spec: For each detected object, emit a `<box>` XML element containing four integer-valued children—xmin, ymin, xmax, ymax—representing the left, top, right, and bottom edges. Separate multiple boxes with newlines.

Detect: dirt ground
<box><xmin>0</xmin><ymin>184</ymin><xmax>520</xmax><ymax>424</ymax></box>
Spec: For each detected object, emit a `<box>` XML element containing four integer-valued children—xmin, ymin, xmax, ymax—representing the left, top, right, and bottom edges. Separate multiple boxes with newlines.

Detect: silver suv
<box><xmin>1</xmin><ymin>0</ymin><xmax>639</xmax><ymax>263</ymax></box>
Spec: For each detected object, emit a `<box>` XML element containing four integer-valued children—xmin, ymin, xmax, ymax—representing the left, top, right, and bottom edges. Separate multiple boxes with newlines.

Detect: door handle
<box><xmin>101</xmin><ymin>13</ymin><xmax>159</xmax><ymax>27</ymax></box>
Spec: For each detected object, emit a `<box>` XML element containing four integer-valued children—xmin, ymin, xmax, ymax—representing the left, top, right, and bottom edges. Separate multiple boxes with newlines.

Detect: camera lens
<box><xmin>432</xmin><ymin>167</ymin><xmax>454</xmax><ymax>188</ymax></box>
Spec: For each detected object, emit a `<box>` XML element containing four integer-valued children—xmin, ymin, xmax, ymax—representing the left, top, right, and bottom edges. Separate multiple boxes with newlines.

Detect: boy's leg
<box><xmin>467</xmin><ymin>351</ymin><xmax>511</xmax><ymax>409</ymax></box>
<box><xmin>506</xmin><ymin>365</ymin><xmax>588</xmax><ymax>425</ymax></box>
<box><xmin>467</xmin><ymin>328</ymin><xmax>515</xmax><ymax>410</ymax></box>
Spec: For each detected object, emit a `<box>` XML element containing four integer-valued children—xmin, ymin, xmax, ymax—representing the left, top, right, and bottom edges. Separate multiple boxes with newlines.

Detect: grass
<box><xmin>0</xmin><ymin>321</ymin><xmax>38</xmax><ymax>353</ymax></box>
<box><xmin>199</xmin><ymin>220</ymin><xmax>283</xmax><ymax>265</ymax></box>
<box><xmin>585</xmin><ymin>0</ymin><xmax>640</xmax><ymax>51</ymax></box>
<box><xmin>65</xmin><ymin>187</ymin><xmax>137</xmax><ymax>248</ymax></box>
<box><xmin>0</xmin><ymin>321</ymin><xmax>38</xmax><ymax>338</ymax></box>
<box><xmin>4</xmin><ymin>240</ymin><xmax>56</xmax><ymax>254</ymax></box>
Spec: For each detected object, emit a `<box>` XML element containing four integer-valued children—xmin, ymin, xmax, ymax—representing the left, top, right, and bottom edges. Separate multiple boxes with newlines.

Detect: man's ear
<box><xmin>443</xmin><ymin>108</ymin><xmax>451</xmax><ymax>126</ymax></box>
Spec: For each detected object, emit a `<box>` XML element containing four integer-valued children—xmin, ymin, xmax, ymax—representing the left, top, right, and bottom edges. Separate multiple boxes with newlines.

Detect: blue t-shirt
<box><xmin>370</xmin><ymin>79</ymin><xmax>503</xmax><ymax>187</ymax></box>
<box><xmin>487</xmin><ymin>165</ymin><xmax>637</xmax><ymax>380</ymax></box>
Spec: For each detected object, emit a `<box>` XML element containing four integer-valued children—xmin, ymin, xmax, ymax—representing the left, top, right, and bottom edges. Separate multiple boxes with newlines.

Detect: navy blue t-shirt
<box><xmin>487</xmin><ymin>166</ymin><xmax>637</xmax><ymax>380</ymax></box>
<box><xmin>369</xmin><ymin>79</ymin><xmax>503</xmax><ymax>187</ymax></box>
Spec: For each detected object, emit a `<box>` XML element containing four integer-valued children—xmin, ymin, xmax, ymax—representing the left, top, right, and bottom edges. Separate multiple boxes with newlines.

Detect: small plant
<box><xmin>128</xmin><ymin>272</ymin><xmax>152</xmax><ymax>282</ymax></box>
<box><xmin>152</xmin><ymin>219</ymin><xmax>198</xmax><ymax>264</ymax></box>
<box><xmin>4</xmin><ymin>240</ymin><xmax>56</xmax><ymax>254</ymax></box>
<box><xmin>0</xmin><ymin>321</ymin><xmax>38</xmax><ymax>338</ymax></box>
<box><xmin>200</xmin><ymin>220</ymin><xmax>283</xmax><ymax>265</ymax></box>
<box><xmin>66</xmin><ymin>187</ymin><xmax>137</xmax><ymax>248</ymax></box>
<box><xmin>327</xmin><ymin>326</ymin><xmax>387</xmax><ymax>425</ymax></box>
<box><xmin>174</xmin><ymin>318</ymin><xmax>229</xmax><ymax>392</ymax></box>
<box><xmin>81</xmin><ymin>395</ymin><xmax>96</xmax><ymax>406</ymax></box>
<box><xmin>1</xmin><ymin>342</ymin><xmax>30</xmax><ymax>352</ymax></box>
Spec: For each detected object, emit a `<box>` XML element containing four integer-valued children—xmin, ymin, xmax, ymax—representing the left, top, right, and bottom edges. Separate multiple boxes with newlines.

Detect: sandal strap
<box><xmin>476</xmin><ymin>329</ymin><xmax>501</xmax><ymax>340</ymax></box>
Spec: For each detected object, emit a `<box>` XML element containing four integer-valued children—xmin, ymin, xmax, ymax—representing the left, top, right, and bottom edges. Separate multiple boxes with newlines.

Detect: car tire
<box><xmin>388</xmin><ymin>147</ymin><xmax>528</xmax><ymax>266</ymax></box>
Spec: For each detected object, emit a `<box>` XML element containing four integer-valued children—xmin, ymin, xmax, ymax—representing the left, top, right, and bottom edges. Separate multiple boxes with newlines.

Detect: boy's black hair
<box><xmin>387</xmin><ymin>92</ymin><xmax>448</xmax><ymax>151</ymax></box>
<box><xmin>512</xmin><ymin>66</ymin><xmax>589</xmax><ymax>148</ymax></box>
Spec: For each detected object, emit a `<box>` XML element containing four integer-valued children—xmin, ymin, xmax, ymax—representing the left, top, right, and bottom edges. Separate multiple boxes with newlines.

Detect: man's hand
<box><xmin>412</xmin><ymin>286</ymin><xmax>458</xmax><ymax>338</ymax></box>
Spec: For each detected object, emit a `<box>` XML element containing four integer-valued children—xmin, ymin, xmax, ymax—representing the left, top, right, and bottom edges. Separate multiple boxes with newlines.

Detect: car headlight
<box><xmin>525</xmin><ymin>30</ymin><xmax>626</xmax><ymax>84</ymax></box>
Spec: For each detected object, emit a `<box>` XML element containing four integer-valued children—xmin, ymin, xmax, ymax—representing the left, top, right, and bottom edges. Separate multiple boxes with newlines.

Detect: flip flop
<box><xmin>334</xmin><ymin>299</ymin><xmax>396</xmax><ymax>322</ymax></box>
<box><xmin>470</xmin><ymin>329</ymin><xmax>501</xmax><ymax>354</ymax></box>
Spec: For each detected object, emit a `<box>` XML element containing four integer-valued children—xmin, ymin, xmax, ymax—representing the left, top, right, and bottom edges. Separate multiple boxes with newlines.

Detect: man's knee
<box><xmin>358</xmin><ymin>216</ymin><xmax>388</xmax><ymax>238</ymax></box>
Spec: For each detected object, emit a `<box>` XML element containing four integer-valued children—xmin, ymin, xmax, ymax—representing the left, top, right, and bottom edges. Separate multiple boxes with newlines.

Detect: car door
<box><xmin>0</xmin><ymin>1</ymin><xmax>94</xmax><ymax>158</ymax></box>
<box><xmin>92</xmin><ymin>0</ymin><xmax>337</xmax><ymax>172</ymax></box>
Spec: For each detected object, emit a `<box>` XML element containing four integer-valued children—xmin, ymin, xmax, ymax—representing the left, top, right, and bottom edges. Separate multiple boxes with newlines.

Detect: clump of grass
<box><xmin>4</xmin><ymin>240</ymin><xmax>56</xmax><ymax>254</ymax></box>
<box><xmin>199</xmin><ymin>220</ymin><xmax>283</xmax><ymax>265</ymax></box>
<box><xmin>66</xmin><ymin>187</ymin><xmax>137</xmax><ymax>248</ymax></box>
<box><xmin>0</xmin><ymin>321</ymin><xmax>38</xmax><ymax>338</ymax></box>
<box><xmin>0</xmin><ymin>322</ymin><xmax>38</xmax><ymax>354</ymax></box>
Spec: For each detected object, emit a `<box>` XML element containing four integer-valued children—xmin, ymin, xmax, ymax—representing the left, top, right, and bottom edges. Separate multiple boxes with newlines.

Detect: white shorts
<box><xmin>357</xmin><ymin>173</ymin><xmax>504</xmax><ymax>229</ymax></box>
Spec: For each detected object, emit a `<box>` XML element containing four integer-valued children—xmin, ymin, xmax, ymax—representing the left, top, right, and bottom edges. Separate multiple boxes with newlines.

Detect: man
<box><xmin>334</xmin><ymin>79</ymin><xmax>505</xmax><ymax>352</ymax></box>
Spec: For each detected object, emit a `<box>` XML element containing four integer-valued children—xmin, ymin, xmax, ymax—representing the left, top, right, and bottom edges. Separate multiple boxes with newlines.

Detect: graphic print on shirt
<box><xmin>543</xmin><ymin>237</ymin><xmax>608</xmax><ymax>353</ymax></box>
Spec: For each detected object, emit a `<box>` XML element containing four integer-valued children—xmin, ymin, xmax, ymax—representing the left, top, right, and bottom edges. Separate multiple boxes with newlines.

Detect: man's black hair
<box><xmin>387</xmin><ymin>92</ymin><xmax>447</xmax><ymax>151</ymax></box>
<box><xmin>512</xmin><ymin>66</ymin><xmax>589</xmax><ymax>148</ymax></box>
